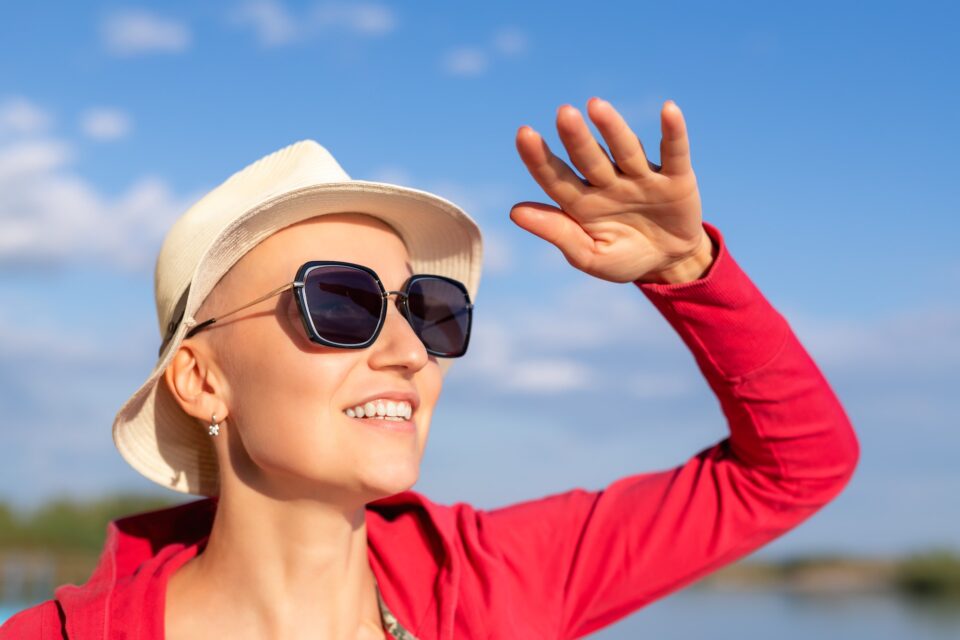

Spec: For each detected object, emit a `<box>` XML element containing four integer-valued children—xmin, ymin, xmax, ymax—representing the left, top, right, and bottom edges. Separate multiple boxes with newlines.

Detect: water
<box><xmin>591</xmin><ymin>587</ymin><xmax>960</xmax><ymax>639</ymax></box>
<box><xmin>2</xmin><ymin>589</ymin><xmax>959</xmax><ymax>637</ymax></box>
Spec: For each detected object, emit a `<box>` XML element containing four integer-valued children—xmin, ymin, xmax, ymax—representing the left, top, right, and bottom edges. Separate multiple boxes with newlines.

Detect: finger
<box><xmin>556</xmin><ymin>104</ymin><xmax>619</xmax><ymax>188</ymax></box>
<box><xmin>586</xmin><ymin>97</ymin><xmax>656</xmax><ymax>177</ymax></box>
<box><xmin>515</xmin><ymin>125</ymin><xmax>588</xmax><ymax>208</ymax></box>
<box><xmin>658</xmin><ymin>100</ymin><xmax>693</xmax><ymax>176</ymax></box>
<box><xmin>509</xmin><ymin>201</ymin><xmax>596</xmax><ymax>270</ymax></box>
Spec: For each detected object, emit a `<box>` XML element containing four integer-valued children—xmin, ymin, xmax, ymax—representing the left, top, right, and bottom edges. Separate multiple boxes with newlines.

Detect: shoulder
<box><xmin>0</xmin><ymin>599</ymin><xmax>64</xmax><ymax>639</ymax></box>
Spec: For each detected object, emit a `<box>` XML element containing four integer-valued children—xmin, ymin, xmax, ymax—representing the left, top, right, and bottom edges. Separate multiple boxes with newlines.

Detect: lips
<box><xmin>347</xmin><ymin>411</ymin><xmax>416</xmax><ymax>433</ymax></box>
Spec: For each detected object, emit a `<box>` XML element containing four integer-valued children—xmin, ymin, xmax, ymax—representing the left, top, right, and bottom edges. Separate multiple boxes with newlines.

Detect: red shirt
<box><xmin>0</xmin><ymin>221</ymin><xmax>860</xmax><ymax>639</ymax></box>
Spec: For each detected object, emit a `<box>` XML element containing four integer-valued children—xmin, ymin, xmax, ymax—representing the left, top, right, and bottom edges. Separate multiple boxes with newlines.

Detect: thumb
<box><xmin>509</xmin><ymin>202</ymin><xmax>595</xmax><ymax>269</ymax></box>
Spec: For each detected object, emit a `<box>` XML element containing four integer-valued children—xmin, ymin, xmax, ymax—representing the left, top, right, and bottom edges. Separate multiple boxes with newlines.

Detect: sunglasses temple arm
<box><xmin>189</xmin><ymin>282</ymin><xmax>296</xmax><ymax>335</ymax></box>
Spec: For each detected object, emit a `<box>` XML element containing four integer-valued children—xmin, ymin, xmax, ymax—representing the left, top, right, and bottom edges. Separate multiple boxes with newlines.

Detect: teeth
<box><xmin>344</xmin><ymin>399</ymin><xmax>413</xmax><ymax>420</ymax></box>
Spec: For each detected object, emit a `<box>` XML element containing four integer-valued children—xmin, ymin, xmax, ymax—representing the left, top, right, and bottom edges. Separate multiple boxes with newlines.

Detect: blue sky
<box><xmin>1</xmin><ymin>0</ymin><xmax>958</xmax><ymax>566</ymax></box>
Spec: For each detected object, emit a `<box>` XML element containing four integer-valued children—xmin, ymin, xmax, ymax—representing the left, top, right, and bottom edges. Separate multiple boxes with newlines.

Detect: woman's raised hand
<box><xmin>511</xmin><ymin>98</ymin><xmax>714</xmax><ymax>284</ymax></box>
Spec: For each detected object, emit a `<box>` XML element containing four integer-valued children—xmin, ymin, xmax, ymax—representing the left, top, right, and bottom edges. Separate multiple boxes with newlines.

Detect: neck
<box><xmin>174</xmin><ymin>480</ymin><xmax>385</xmax><ymax>638</ymax></box>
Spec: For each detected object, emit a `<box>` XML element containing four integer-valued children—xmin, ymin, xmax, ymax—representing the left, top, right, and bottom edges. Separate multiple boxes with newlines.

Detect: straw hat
<box><xmin>112</xmin><ymin>139</ymin><xmax>483</xmax><ymax>497</ymax></box>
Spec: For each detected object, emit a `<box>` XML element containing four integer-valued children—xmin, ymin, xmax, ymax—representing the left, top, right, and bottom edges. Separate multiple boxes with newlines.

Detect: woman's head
<box><xmin>162</xmin><ymin>212</ymin><xmax>443</xmax><ymax>505</ymax></box>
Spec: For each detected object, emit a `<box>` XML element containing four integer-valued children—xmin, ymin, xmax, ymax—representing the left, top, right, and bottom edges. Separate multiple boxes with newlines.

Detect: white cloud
<box><xmin>230</xmin><ymin>0</ymin><xmax>299</xmax><ymax>46</ymax></box>
<box><xmin>366</xmin><ymin>165</ymin><xmax>413</xmax><ymax>186</ymax></box>
<box><xmin>491</xmin><ymin>26</ymin><xmax>528</xmax><ymax>56</ymax></box>
<box><xmin>448</xmin><ymin>256</ymin><xmax>959</xmax><ymax>407</ymax></box>
<box><xmin>102</xmin><ymin>9</ymin><xmax>191</xmax><ymax>56</ymax></box>
<box><xmin>479</xmin><ymin>228</ymin><xmax>513</xmax><ymax>275</ymax></box>
<box><xmin>0</xmin><ymin>97</ymin><xmax>53</xmax><ymax>136</ymax></box>
<box><xmin>451</xmin><ymin>316</ymin><xmax>596</xmax><ymax>393</ymax></box>
<box><xmin>450</xmin><ymin>287</ymin><xmax>636</xmax><ymax>396</ymax></box>
<box><xmin>310</xmin><ymin>2</ymin><xmax>396</xmax><ymax>35</ymax></box>
<box><xmin>0</xmin><ymin>111</ymin><xmax>200</xmax><ymax>271</ymax></box>
<box><xmin>783</xmin><ymin>303</ymin><xmax>960</xmax><ymax>375</ymax></box>
<box><xmin>0</xmin><ymin>138</ymin><xmax>71</xmax><ymax>179</ymax></box>
<box><xmin>510</xmin><ymin>276</ymin><xmax>663</xmax><ymax>352</ymax></box>
<box><xmin>447</xmin><ymin>270</ymin><xmax>701</xmax><ymax>398</ymax></box>
<box><xmin>230</xmin><ymin>1</ymin><xmax>397</xmax><ymax>46</ymax></box>
<box><xmin>79</xmin><ymin>108</ymin><xmax>132</xmax><ymax>141</ymax></box>
<box><xmin>511</xmin><ymin>357</ymin><xmax>594</xmax><ymax>393</ymax></box>
<box><xmin>442</xmin><ymin>26</ymin><xmax>529</xmax><ymax>76</ymax></box>
<box><xmin>441</xmin><ymin>47</ymin><xmax>488</xmax><ymax>76</ymax></box>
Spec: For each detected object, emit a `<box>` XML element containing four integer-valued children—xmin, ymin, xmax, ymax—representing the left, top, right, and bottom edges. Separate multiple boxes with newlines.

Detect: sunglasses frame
<box><xmin>183</xmin><ymin>260</ymin><xmax>473</xmax><ymax>358</ymax></box>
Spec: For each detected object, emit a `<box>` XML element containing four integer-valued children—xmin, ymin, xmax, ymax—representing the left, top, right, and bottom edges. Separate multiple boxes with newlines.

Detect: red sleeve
<box><xmin>0</xmin><ymin>600</ymin><xmax>65</xmax><ymax>639</ymax></box>
<box><xmin>469</xmin><ymin>221</ymin><xmax>861</xmax><ymax>639</ymax></box>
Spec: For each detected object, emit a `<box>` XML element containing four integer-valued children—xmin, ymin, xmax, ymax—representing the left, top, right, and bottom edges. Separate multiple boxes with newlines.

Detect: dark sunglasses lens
<box><xmin>303</xmin><ymin>267</ymin><xmax>382</xmax><ymax>345</ymax></box>
<box><xmin>406</xmin><ymin>277</ymin><xmax>470</xmax><ymax>356</ymax></box>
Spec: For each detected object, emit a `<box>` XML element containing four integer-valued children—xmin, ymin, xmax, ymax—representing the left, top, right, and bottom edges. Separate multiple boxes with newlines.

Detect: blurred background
<box><xmin>1</xmin><ymin>1</ymin><xmax>958</xmax><ymax>637</ymax></box>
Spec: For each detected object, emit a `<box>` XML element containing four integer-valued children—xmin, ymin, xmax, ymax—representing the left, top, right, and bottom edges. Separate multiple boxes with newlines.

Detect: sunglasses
<box><xmin>179</xmin><ymin>261</ymin><xmax>474</xmax><ymax>359</ymax></box>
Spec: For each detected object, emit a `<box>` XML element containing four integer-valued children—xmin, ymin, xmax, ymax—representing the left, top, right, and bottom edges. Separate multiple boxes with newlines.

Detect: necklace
<box><xmin>375</xmin><ymin>582</ymin><xmax>420</xmax><ymax>640</ymax></box>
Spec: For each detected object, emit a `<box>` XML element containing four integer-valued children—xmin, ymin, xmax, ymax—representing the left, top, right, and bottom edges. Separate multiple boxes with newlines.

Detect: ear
<box><xmin>163</xmin><ymin>339</ymin><xmax>229</xmax><ymax>426</ymax></box>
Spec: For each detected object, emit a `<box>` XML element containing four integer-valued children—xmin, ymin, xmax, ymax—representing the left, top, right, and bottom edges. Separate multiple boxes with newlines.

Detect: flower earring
<box><xmin>208</xmin><ymin>413</ymin><xmax>220</xmax><ymax>437</ymax></box>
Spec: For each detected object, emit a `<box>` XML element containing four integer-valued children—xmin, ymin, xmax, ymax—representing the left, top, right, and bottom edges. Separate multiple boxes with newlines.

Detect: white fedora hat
<box><xmin>112</xmin><ymin>139</ymin><xmax>483</xmax><ymax>497</ymax></box>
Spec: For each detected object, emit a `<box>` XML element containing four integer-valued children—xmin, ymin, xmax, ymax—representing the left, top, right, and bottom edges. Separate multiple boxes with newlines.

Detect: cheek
<box><xmin>225</xmin><ymin>326</ymin><xmax>351</xmax><ymax>472</ymax></box>
<box><xmin>219</xmin><ymin>319</ymin><xmax>445</xmax><ymax>488</ymax></box>
<box><xmin>414</xmin><ymin>362</ymin><xmax>444</xmax><ymax>455</ymax></box>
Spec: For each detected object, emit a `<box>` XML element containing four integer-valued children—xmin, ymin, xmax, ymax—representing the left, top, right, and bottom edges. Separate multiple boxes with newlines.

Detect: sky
<box><xmin>0</xmin><ymin>0</ymin><xmax>958</xmax><ymax>571</ymax></box>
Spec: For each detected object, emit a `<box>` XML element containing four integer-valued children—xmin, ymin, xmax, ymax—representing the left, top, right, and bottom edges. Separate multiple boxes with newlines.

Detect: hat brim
<box><xmin>113</xmin><ymin>180</ymin><xmax>483</xmax><ymax>496</ymax></box>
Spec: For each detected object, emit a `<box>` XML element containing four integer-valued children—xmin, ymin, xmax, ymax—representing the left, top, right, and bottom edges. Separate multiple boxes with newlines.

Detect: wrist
<box><xmin>637</xmin><ymin>226</ymin><xmax>717</xmax><ymax>285</ymax></box>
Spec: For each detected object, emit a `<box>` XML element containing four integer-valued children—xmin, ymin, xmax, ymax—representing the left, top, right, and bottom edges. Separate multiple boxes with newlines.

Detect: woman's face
<box><xmin>174</xmin><ymin>212</ymin><xmax>443</xmax><ymax>503</ymax></box>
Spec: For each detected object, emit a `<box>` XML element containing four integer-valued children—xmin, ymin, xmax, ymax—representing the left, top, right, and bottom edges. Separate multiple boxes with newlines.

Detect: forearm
<box><xmin>634</xmin><ymin>221</ymin><xmax>860</xmax><ymax>494</ymax></box>
<box><xmin>466</xmin><ymin>225</ymin><xmax>860</xmax><ymax>639</ymax></box>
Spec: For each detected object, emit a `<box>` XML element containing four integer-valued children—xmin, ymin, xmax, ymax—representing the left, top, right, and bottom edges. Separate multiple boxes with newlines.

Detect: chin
<box><xmin>362</xmin><ymin>461</ymin><xmax>421</xmax><ymax>497</ymax></box>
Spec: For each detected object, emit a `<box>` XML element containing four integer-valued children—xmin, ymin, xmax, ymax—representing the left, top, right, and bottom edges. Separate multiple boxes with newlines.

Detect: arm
<box><xmin>498</xmin><ymin>98</ymin><xmax>859</xmax><ymax>638</ymax></box>
<box><xmin>471</xmin><ymin>221</ymin><xmax>860</xmax><ymax>639</ymax></box>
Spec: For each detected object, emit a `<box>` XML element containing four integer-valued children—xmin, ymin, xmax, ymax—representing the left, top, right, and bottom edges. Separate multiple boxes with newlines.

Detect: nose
<box><xmin>385</xmin><ymin>290</ymin><xmax>407</xmax><ymax>312</ymax></box>
<box><xmin>369</xmin><ymin>290</ymin><xmax>429</xmax><ymax>369</ymax></box>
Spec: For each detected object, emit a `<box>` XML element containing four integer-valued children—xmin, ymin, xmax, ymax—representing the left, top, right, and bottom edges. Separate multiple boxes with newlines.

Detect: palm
<box><xmin>511</xmin><ymin>98</ymin><xmax>705</xmax><ymax>284</ymax></box>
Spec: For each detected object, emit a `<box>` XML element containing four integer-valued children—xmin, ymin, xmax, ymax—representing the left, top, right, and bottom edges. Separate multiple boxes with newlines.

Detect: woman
<box><xmin>1</xmin><ymin>98</ymin><xmax>859</xmax><ymax>639</ymax></box>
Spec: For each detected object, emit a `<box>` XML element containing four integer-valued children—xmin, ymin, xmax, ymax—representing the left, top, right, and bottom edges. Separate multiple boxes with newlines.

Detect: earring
<box><xmin>208</xmin><ymin>413</ymin><xmax>220</xmax><ymax>437</ymax></box>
